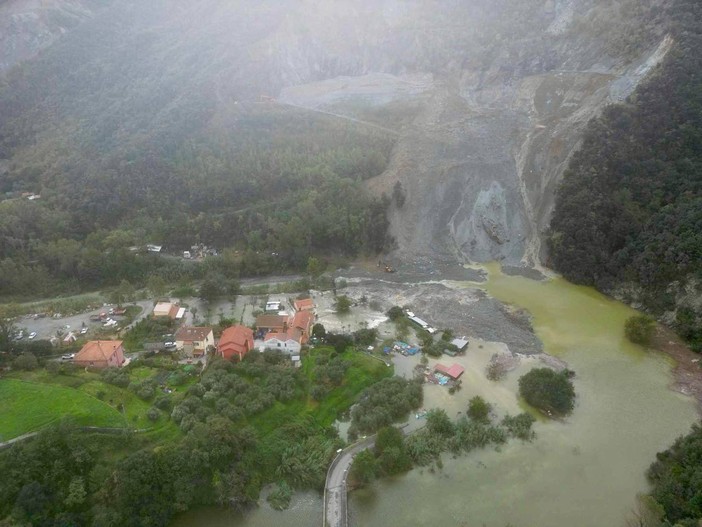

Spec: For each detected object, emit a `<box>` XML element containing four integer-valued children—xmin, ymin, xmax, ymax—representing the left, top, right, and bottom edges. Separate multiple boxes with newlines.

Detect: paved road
<box><xmin>324</xmin><ymin>436</ymin><xmax>375</xmax><ymax>527</ymax></box>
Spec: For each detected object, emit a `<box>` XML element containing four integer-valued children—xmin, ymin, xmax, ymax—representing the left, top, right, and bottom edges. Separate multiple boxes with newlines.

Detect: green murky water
<box><xmin>172</xmin><ymin>265</ymin><xmax>699</xmax><ymax>527</ymax></box>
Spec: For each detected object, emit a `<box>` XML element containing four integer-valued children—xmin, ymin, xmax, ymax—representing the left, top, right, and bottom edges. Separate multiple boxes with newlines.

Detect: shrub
<box><xmin>467</xmin><ymin>396</ymin><xmax>491</xmax><ymax>424</ymax></box>
<box><xmin>501</xmin><ymin>413</ymin><xmax>536</xmax><ymax>441</ymax></box>
<box><xmin>486</xmin><ymin>361</ymin><xmax>507</xmax><ymax>381</ymax></box>
<box><xmin>101</xmin><ymin>367</ymin><xmax>130</xmax><ymax>388</ymax></box>
<box><xmin>335</xmin><ymin>295</ymin><xmax>351</xmax><ymax>314</ymax></box>
<box><xmin>625</xmin><ymin>315</ymin><xmax>656</xmax><ymax>346</ymax></box>
<box><xmin>13</xmin><ymin>353</ymin><xmax>38</xmax><ymax>371</ymax></box>
<box><xmin>518</xmin><ymin>368</ymin><xmax>575</xmax><ymax>417</ymax></box>
<box><xmin>147</xmin><ymin>407</ymin><xmax>161</xmax><ymax>422</ymax></box>
<box><xmin>386</xmin><ymin>306</ymin><xmax>404</xmax><ymax>321</ymax></box>
<box><xmin>266</xmin><ymin>482</ymin><xmax>292</xmax><ymax>511</ymax></box>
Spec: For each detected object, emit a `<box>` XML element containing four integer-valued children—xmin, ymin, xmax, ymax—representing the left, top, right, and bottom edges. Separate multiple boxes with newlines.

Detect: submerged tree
<box><xmin>518</xmin><ymin>368</ymin><xmax>575</xmax><ymax>417</ymax></box>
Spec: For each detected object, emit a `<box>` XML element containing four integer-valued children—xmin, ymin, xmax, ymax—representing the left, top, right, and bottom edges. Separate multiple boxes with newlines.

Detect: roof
<box><xmin>219</xmin><ymin>325</ymin><xmax>253</xmax><ymax>352</ymax></box>
<box><xmin>75</xmin><ymin>340</ymin><xmax>123</xmax><ymax>363</ymax></box>
<box><xmin>175</xmin><ymin>307</ymin><xmax>186</xmax><ymax>319</ymax></box>
<box><xmin>264</xmin><ymin>332</ymin><xmax>299</xmax><ymax>344</ymax></box>
<box><xmin>153</xmin><ymin>302</ymin><xmax>179</xmax><ymax>318</ymax></box>
<box><xmin>434</xmin><ymin>363</ymin><xmax>465</xmax><ymax>379</ymax></box>
<box><xmin>291</xmin><ymin>310</ymin><xmax>313</xmax><ymax>331</ymax></box>
<box><xmin>451</xmin><ymin>338</ymin><xmax>469</xmax><ymax>350</ymax></box>
<box><xmin>256</xmin><ymin>314</ymin><xmax>287</xmax><ymax>329</ymax></box>
<box><xmin>294</xmin><ymin>298</ymin><xmax>314</xmax><ymax>311</ymax></box>
<box><xmin>175</xmin><ymin>326</ymin><xmax>213</xmax><ymax>342</ymax></box>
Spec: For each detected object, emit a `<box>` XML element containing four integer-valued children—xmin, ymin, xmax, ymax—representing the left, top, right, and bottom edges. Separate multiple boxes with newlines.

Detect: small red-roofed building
<box><xmin>74</xmin><ymin>340</ymin><xmax>125</xmax><ymax>369</ymax></box>
<box><xmin>434</xmin><ymin>363</ymin><xmax>465</xmax><ymax>380</ymax></box>
<box><xmin>218</xmin><ymin>325</ymin><xmax>254</xmax><ymax>361</ymax></box>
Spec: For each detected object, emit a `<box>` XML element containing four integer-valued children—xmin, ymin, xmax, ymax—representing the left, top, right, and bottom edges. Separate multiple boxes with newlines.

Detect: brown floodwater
<box><xmin>172</xmin><ymin>264</ymin><xmax>698</xmax><ymax>527</ymax></box>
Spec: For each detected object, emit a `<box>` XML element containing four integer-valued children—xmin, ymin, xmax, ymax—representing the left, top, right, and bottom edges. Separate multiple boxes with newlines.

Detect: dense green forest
<box><xmin>0</xmin><ymin>1</ymin><xmax>395</xmax><ymax>300</ymax></box>
<box><xmin>646</xmin><ymin>424</ymin><xmax>702</xmax><ymax>526</ymax></box>
<box><xmin>549</xmin><ymin>0</ymin><xmax>702</xmax><ymax>350</ymax></box>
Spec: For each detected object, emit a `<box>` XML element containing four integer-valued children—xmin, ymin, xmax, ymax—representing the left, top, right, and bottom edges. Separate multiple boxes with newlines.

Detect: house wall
<box><xmin>260</xmin><ymin>338</ymin><xmax>301</xmax><ymax>355</ymax></box>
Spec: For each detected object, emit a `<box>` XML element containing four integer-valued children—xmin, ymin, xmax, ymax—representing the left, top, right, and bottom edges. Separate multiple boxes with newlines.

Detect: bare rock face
<box><xmin>258</xmin><ymin>0</ymin><xmax>672</xmax><ymax>270</ymax></box>
<box><xmin>0</xmin><ymin>0</ymin><xmax>101</xmax><ymax>74</ymax></box>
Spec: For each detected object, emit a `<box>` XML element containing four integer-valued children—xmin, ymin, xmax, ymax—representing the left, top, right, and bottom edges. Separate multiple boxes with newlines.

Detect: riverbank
<box><xmin>654</xmin><ymin>325</ymin><xmax>702</xmax><ymax>411</ymax></box>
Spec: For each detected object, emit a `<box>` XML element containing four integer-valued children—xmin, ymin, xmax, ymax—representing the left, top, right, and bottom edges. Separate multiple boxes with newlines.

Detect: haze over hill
<box><xmin>0</xmin><ymin>0</ymin><xmax>671</xmax><ymax>263</ymax></box>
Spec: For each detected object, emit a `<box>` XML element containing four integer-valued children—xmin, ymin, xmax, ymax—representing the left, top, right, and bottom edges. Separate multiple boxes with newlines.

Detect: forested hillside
<box><xmin>549</xmin><ymin>0</ymin><xmax>702</xmax><ymax>350</ymax></box>
<box><xmin>0</xmin><ymin>1</ymin><xmax>395</xmax><ymax>299</ymax></box>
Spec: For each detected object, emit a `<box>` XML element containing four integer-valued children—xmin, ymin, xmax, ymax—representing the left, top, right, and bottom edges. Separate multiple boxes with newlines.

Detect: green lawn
<box><xmin>0</xmin><ymin>379</ymin><xmax>126</xmax><ymax>440</ymax></box>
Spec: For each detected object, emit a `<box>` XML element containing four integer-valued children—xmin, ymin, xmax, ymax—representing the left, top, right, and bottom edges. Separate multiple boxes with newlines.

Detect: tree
<box><xmin>0</xmin><ymin>305</ymin><xmax>20</xmax><ymax>352</ymax></box>
<box><xmin>467</xmin><ymin>396</ymin><xmax>491</xmax><ymax>424</ymax></box>
<box><xmin>306</xmin><ymin>257</ymin><xmax>325</xmax><ymax>279</ymax></box>
<box><xmin>386</xmin><ymin>306</ymin><xmax>404</xmax><ymax>321</ymax></box>
<box><xmin>111</xmin><ymin>279</ymin><xmax>136</xmax><ymax>306</ymax></box>
<box><xmin>625</xmin><ymin>315</ymin><xmax>656</xmax><ymax>346</ymax></box>
<box><xmin>199</xmin><ymin>277</ymin><xmax>222</xmax><ymax>303</ymax></box>
<box><xmin>312</xmin><ymin>323</ymin><xmax>326</xmax><ymax>339</ymax></box>
<box><xmin>349</xmin><ymin>449</ymin><xmax>377</xmax><ymax>486</ymax></box>
<box><xmin>426</xmin><ymin>409</ymin><xmax>454</xmax><ymax>437</ymax></box>
<box><xmin>147</xmin><ymin>275</ymin><xmax>167</xmax><ymax>297</ymax></box>
<box><xmin>335</xmin><ymin>295</ymin><xmax>351</xmax><ymax>314</ymax></box>
<box><xmin>392</xmin><ymin>181</ymin><xmax>406</xmax><ymax>208</ymax></box>
<box><xmin>518</xmin><ymin>368</ymin><xmax>576</xmax><ymax>417</ymax></box>
<box><xmin>13</xmin><ymin>352</ymin><xmax>39</xmax><ymax>371</ymax></box>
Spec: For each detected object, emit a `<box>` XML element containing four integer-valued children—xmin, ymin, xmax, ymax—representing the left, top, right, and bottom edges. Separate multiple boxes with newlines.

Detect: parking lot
<box><xmin>13</xmin><ymin>300</ymin><xmax>154</xmax><ymax>342</ymax></box>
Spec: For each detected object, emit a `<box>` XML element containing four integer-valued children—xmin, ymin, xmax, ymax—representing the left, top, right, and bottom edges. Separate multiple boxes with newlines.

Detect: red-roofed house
<box><xmin>218</xmin><ymin>325</ymin><xmax>254</xmax><ymax>361</ymax></box>
<box><xmin>434</xmin><ymin>363</ymin><xmax>465</xmax><ymax>380</ymax></box>
<box><xmin>293</xmin><ymin>298</ymin><xmax>315</xmax><ymax>312</ymax></box>
<box><xmin>289</xmin><ymin>310</ymin><xmax>313</xmax><ymax>345</ymax></box>
<box><xmin>74</xmin><ymin>340</ymin><xmax>125</xmax><ymax>369</ymax></box>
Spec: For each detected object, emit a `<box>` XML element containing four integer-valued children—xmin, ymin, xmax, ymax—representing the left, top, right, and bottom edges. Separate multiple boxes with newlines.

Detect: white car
<box><xmin>61</xmin><ymin>353</ymin><xmax>75</xmax><ymax>361</ymax></box>
<box><xmin>28</xmin><ymin>332</ymin><xmax>37</xmax><ymax>339</ymax></box>
<box><xmin>80</xmin><ymin>327</ymin><xmax>88</xmax><ymax>335</ymax></box>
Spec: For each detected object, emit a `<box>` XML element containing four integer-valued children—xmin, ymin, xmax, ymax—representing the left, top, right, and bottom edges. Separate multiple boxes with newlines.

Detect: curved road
<box><xmin>324</xmin><ymin>436</ymin><xmax>375</xmax><ymax>527</ymax></box>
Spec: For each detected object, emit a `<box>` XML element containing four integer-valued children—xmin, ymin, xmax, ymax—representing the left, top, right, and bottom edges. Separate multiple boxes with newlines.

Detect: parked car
<box><xmin>80</xmin><ymin>327</ymin><xmax>88</xmax><ymax>335</ymax></box>
<box><xmin>61</xmin><ymin>353</ymin><xmax>75</xmax><ymax>361</ymax></box>
<box><xmin>28</xmin><ymin>332</ymin><xmax>37</xmax><ymax>339</ymax></box>
<box><xmin>163</xmin><ymin>341</ymin><xmax>176</xmax><ymax>348</ymax></box>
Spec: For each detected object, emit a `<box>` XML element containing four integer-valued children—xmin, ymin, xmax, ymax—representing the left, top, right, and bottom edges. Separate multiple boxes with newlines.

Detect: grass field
<box><xmin>0</xmin><ymin>379</ymin><xmax>126</xmax><ymax>440</ymax></box>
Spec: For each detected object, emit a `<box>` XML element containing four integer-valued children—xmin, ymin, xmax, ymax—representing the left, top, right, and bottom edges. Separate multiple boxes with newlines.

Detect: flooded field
<box><xmin>172</xmin><ymin>265</ymin><xmax>699</xmax><ymax>527</ymax></box>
